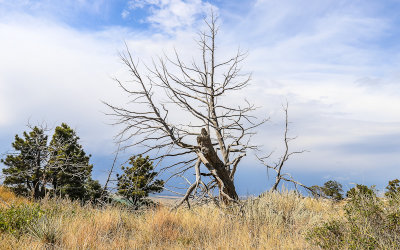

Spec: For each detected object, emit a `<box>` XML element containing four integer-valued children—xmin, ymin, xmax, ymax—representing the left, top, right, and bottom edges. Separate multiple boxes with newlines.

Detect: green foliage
<box><xmin>1</xmin><ymin>123</ymin><xmax>102</xmax><ymax>202</ymax></box>
<box><xmin>307</xmin><ymin>183</ymin><xmax>400</xmax><ymax>249</ymax></box>
<box><xmin>321</xmin><ymin>180</ymin><xmax>344</xmax><ymax>201</ymax></box>
<box><xmin>48</xmin><ymin>123</ymin><xmax>93</xmax><ymax>200</ymax></box>
<box><xmin>343</xmin><ymin>186</ymin><xmax>382</xmax><ymax>249</ymax></box>
<box><xmin>306</xmin><ymin>220</ymin><xmax>345</xmax><ymax>249</ymax></box>
<box><xmin>309</xmin><ymin>185</ymin><xmax>323</xmax><ymax>198</ymax></box>
<box><xmin>84</xmin><ymin>178</ymin><xmax>105</xmax><ymax>202</ymax></box>
<box><xmin>385</xmin><ymin>179</ymin><xmax>400</xmax><ymax>199</ymax></box>
<box><xmin>1</xmin><ymin>127</ymin><xmax>48</xmax><ymax>198</ymax></box>
<box><xmin>309</xmin><ymin>180</ymin><xmax>343</xmax><ymax>200</ymax></box>
<box><xmin>346</xmin><ymin>184</ymin><xmax>375</xmax><ymax>198</ymax></box>
<box><xmin>117</xmin><ymin>155</ymin><xmax>164</xmax><ymax>208</ymax></box>
<box><xmin>0</xmin><ymin>204</ymin><xmax>44</xmax><ymax>236</ymax></box>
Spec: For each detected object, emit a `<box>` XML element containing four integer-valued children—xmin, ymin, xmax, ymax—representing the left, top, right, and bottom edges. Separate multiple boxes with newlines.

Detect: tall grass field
<box><xmin>0</xmin><ymin>186</ymin><xmax>399</xmax><ymax>249</ymax></box>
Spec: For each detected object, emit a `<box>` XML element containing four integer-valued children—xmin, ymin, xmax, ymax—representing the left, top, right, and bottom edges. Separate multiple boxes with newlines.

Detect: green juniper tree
<box><xmin>48</xmin><ymin>123</ymin><xmax>95</xmax><ymax>200</ymax></box>
<box><xmin>1</xmin><ymin>126</ymin><xmax>48</xmax><ymax>199</ymax></box>
<box><xmin>321</xmin><ymin>180</ymin><xmax>344</xmax><ymax>201</ymax></box>
<box><xmin>84</xmin><ymin>177</ymin><xmax>104</xmax><ymax>201</ymax></box>
<box><xmin>2</xmin><ymin>123</ymin><xmax>102</xmax><ymax>201</ymax></box>
<box><xmin>117</xmin><ymin>155</ymin><xmax>164</xmax><ymax>207</ymax></box>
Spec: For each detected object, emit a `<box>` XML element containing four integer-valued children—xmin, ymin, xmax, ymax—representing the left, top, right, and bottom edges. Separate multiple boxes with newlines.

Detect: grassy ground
<box><xmin>0</xmin><ymin>186</ymin><xmax>341</xmax><ymax>249</ymax></box>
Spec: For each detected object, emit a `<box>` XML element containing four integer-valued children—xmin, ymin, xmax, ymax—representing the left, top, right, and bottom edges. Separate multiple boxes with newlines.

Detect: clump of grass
<box><xmin>148</xmin><ymin>208</ymin><xmax>184</xmax><ymax>242</ymax></box>
<box><xmin>28</xmin><ymin>215</ymin><xmax>63</xmax><ymax>246</ymax></box>
<box><xmin>241</xmin><ymin>190</ymin><xmax>334</xmax><ymax>227</ymax></box>
<box><xmin>231</xmin><ymin>190</ymin><xmax>338</xmax><ymax>248</ymax></box>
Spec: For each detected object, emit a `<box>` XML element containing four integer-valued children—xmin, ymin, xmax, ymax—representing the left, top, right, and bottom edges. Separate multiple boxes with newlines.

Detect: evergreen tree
<box><xmin>1</xmin><ymin>123</ymin><xmax>102</xmax><ymax>201</ymax></box>
<box><xmin>84</xmin><ymin>177</ymin><xmax>104</xmax><ymax>202</ymax></box>
<box><xmin>48</xmin><ymin>123</ymin><xmax>93</xmax><ymax>200</ymax></box>
<box><xmin>117</xmin><ymin>155</ymin><xmax>164</xmax><ymax>207</ymax></box>
<box><xmin>1</xmin><ymin>127</ymin><xmax>48</xmax><ymax>198</ymax></box>
<box><xmin>321</xmin><ymin>180</ymin><xmax>344</xmax><ymax>201</ymax></box>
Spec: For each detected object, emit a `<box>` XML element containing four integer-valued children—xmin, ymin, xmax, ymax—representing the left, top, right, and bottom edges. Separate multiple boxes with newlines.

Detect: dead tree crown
<box><xmin>105</xmin><ymin>12</ymin><xmax>265</xmax><ymax>206</ymax></box>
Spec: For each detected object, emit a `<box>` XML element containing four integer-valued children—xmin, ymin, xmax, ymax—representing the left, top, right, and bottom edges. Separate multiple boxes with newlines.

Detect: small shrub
<box><xmin>0</xmin><ymin>204</ymin><xmax>44</xmax><ymax>236</ymax></box>
<box><xmin>346</xmin><ymin>184</ymin><xmax>375</xmax><ymax>198</ymax></box>
<box><xmin>385</xmin><ymin>179</ymin><xmax>400</xmax><ymax>199</ymax></box>
<box><xmin>307</xmin><ymin>184</ymin><xmax>400</xmax><ymax>249</ymax></box>
<box><xmin>306</xmin><ymin>220</ymin><xmax>345</xmax><ymax>249</ymax></box>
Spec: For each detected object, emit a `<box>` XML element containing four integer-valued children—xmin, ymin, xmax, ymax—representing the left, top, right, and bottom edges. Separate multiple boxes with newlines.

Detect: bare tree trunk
<box><xmin>101</xmin><ymin>143</ymin><xmax>120</xmax><ymax>200</ymax></box>
<box><xmin>197</xmin><ymin>128</ymin><xmax>238</xmax><ymax>202</ymax></box>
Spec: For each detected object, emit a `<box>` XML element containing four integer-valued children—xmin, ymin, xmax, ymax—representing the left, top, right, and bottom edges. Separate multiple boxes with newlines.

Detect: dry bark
<box><xmin>196</xmin><ymin>128</ymin><xmax>238</xmax><ymax>201</ymax></box>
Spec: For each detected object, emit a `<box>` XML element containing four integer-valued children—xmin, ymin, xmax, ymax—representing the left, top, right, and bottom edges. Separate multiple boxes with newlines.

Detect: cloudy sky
<box><xmin>0</xmin><ymin>0</ymin><xmax>399</xmax><ymax>195</ymax></box>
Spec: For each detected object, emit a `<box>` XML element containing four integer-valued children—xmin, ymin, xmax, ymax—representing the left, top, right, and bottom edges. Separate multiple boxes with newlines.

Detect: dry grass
<box><xmin>0</xmin><ymin>188</ymin><xmax>342</xmax><ymax>249</ymax></box>
<box><xmin>0</xmin><ymin>186</ymin><xmax>30</xmax><ymax>207</ymax></box>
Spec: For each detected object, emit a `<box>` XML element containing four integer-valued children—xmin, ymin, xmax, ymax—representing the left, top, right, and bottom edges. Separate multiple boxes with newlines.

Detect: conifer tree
<box><xmin>117</xmin><ymin>155</ymin><xmax>164</xmax><ymax>207</ymax></box>
<box><xmin>1</xmin><ymin>126</ymin><xmax>48</xmax><ymax>198</ymax></box>
<box><xmin>2</xmin><ymin>123</ymin><xmax>102</xmax><ymax>201</ymax></box>
<box><xmin>48</xmin><ymin>123</ymin><xmax>94</xmax><ymax>200</ymax></box>
<box><xmin>321</xmin><ymin>180</ymin><xmax>344</xmax><ymax>201</ymax></box>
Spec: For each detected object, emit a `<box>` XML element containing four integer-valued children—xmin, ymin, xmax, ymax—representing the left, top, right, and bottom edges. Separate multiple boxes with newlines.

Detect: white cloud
<box><xmin>0</xmin><ymin>9</ymin><xmax>217</xmax><ymax>155</ymax></box>
<box><xmin>128</xmin><ymin>0</ymin><xmax>160</xmax><ymax>9</ymax></box>
<box><xmin>121</xmin><ymin>9</ymin><xmax>129</xmax><ymax>19</ymax></box>
<box><xmin>0</xmin><ymin>15</ymin><xmax>123</xmax><ymax>154</ymax></box>
<box><xmin>126</xmin><ymin>0</ymin><xmax>217</xmax><ymax>31</ymax></box>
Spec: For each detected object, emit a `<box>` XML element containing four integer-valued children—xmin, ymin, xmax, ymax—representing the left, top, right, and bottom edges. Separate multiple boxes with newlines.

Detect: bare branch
<box><xmin>105</xmin><ymin>12</ymin><xmax>264</xmax><ymax>204</ymax></box>
<box><xmin>258</xmin><ymin>103</ymin><xmax>309</xmax><ymax>193</ymax></box>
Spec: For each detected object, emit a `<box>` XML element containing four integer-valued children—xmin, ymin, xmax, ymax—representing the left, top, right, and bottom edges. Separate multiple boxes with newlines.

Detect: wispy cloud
<box><xmin>220</xmin><ymin>0</ymin><xmax>400</xmax><ymax>125</ymax></box>
<box><xmin>124</xmin><ymin>0</ymin><xmax>216</xmax><ymax>31</ymax></box>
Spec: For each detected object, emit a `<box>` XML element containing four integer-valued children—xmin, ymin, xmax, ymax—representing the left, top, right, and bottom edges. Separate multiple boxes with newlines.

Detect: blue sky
<box><xmin>0</xmin><ymin>0</ymin><xmax>400</xmax><ymax>196</ymax></box>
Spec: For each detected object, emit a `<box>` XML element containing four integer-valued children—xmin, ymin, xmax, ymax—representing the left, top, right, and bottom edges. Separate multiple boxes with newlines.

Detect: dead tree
<box><xmin>257</xmin><ymin>103</ymin><xmax>314</xmax><ymax>194</ymax></box>
<box><xmin>101</xmin><ymin>143</ymin><xmax>120</xmax><ymax>197</ymax></box>
<box><xmin>105</xmin><ymin>13</ymin><xmax>265</xmax><ymax>206</ymax></box>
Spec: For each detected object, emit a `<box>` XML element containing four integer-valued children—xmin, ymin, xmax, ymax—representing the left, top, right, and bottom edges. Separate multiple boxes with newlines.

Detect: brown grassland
<box><xmin>0</xmin><ymin>186</ymin><xmax>344</xmax><ymax>249</ymax></box>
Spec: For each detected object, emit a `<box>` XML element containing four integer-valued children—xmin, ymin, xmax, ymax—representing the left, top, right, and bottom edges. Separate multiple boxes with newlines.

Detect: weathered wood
<box><xmin>197</xmin><ymin>128</ymin><xmax>238</xmax><ymax>202</ymax></box>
